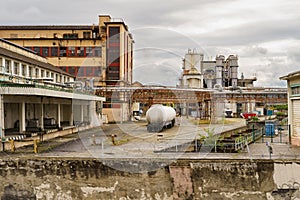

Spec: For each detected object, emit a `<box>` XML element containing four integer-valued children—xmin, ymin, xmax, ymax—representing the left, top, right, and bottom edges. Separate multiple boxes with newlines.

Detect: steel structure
<box><xmin>95</xmin><ymin>86</ymin><xmax>287</xmax><ymax>120</ymax></box>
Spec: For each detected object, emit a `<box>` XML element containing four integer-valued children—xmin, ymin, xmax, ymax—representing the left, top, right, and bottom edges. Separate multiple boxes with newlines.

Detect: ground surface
<box><xmin>1</xmin><ymin>117</ymin><xmax>300</xmax><ymax>161</ymax></box>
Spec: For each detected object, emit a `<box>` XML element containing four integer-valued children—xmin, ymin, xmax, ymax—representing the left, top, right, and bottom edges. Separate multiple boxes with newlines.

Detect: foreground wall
<box><xmin>0</xmin><ymin>158</ymin><xmax>299</xmax><ymax>199</ymax></box>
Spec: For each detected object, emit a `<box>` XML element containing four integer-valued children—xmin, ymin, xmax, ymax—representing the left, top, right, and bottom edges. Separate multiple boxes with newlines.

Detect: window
<box><xmin>77</xmin><ymin>68</ymin><xmax>84</xmax><ymax>77</ymax></box>
<box><xmin>94</xmin><ymin>47</ymin><xmax>102</xmax><ymax>57</ymax></box>
<box><xmin>109</xmin><ymin>27</ymin><xmax>120</xmax><ymax>37</ymax></box>
<box><xmin>86</xmin><ymin>67</ymin><xmax>93</xmax><ymax>76</ymax></box>
<box><xmin>108</xmin><ymin>52</ymin><xmax>120</xmax><ymax>63</ymax></box>
<box><xmin>22</xmin><ymin>64</ymin><xmax>26</xmax><ymax>76</ymax></box>
<box><xmin>50</xmin><ymin>72</ymin><xmax>54</xmax><ymax>79</ymax></box>
<box><xmin>56</xmin><ymin>74</ymin><xmax>59</xmax><ymax>82</ymax></box>
<box><xmin>5</xmin><ymin>60</ymin><xmax>11</xmax><ymax>73</ymax></box>
<box><xmin>61</xmin><ymin>67</ymin><xmax>67</xmax><ymax>73</ymax></box>
<box><xmin>33</xmin><ymin>47</ymin><xmax>40</xmax><ymax>55</ymax></box>
<box><xmin>68</xmin><ymin>47</ymin><xmax>76</xmax><ymax>57</ymax></box>
<box><xmin>77</xmin><ymin>47</ymin><xmax>84</xmax><ymax>57</ymax></box>
<box><xmin>68</xmin><ymin>67</ymin><xmax>75</xmax><ymax>76</ymax></box>
<box><xmin>83</xmin><ymin>32</ymin><xmax>91</xmax><ymax>39</ymax></box>
<box><xmin>63</xmin><ymin>33</ymin><xmax>78</xmax><ymax>39</ymax></box>
<box><xmin>42</xmin><ymin>47</ymin><xmax>49</xmax><ymax>57</ymax></box>
<box><xmin>51</xmin><ymin>47</ymin><xmax>58</xmax><ymax>57</ymax></box>
<box><xmin>292</xmin><ymin>87</ymin><xmax>300</xmax><ymax>95</ymax></box>
<box><xmin>46</xmin><ymin>71</ymin><xmax>49</xmax><ymax>78</ymax></box>
<box><xmin>41</xmin><ymin>70</ymin><xmax>44</xmax><ymax>78</ymax></box>
<box><xmin>59</xmin><ymin>47</ymin><xmax>67</xmax><ymax>57</ymax></box>
<box><xmin>86</xmin><ymin>47</ymin><xmax>93</xmax><ymax>57</ymax></box>
<box><xmin>14</xmin><ymin>62</ymin><xmax>19</xmax><ymax>75</ymax></box>
<box><xmin>35</xmin><ymin>68</ymin><xmax>39</xmax><ymax>78</ymax></box>
<box><xmin>94</xmin><ymin>67</ymin><xmax>102</xmax><ymax>76</ymax></box>
<box><xmin>28</xmin><ymin>66</ymin><xmax>32</xmax><ymax>77</ymax></box>
<box><xmin>109</xmin><ymin>66</ymin><xmax>120</xmax><ymax>72</ymax></box>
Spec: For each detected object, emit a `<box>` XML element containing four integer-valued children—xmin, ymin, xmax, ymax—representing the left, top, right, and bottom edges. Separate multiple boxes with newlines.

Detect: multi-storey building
<box><xmin>280</xmin><ymin>71</ymin><xmax>300</xmax><ymax>146</ymax></box>
<box><xmin>0</xmin><ymin>15</ymin><xmax>134</xmax><ymax>122</ymax></box>
<box><xmin>0</xmin><ymin>38</ymin><xmax>105</xmax><ymax>138</ymax></box>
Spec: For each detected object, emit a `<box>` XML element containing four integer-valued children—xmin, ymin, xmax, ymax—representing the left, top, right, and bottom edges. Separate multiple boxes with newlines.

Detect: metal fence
<box><xmin>258</xmin><ymin>125</ymin><xmax>290</xmax><ymax>144</ymax></box>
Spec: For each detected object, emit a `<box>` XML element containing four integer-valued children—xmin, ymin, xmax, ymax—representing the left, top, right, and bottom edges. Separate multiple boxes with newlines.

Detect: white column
<box><xmin>89</xmin><ymin>101</ymin><xmax>95</xmax><ymax>124</ymax></box>
<box><xmin>1</xmin><ymin>57</ymin><xmax>5</xmax><ymax>73</ymax></box>
<box><xmin>0</xmin><ymin>95</ymin><xmax>5</xmax><ymax>138</ymax></box>
<box><xmin>19</xmin><ymin>101</ymin><xmax>26</xmax><ymax>133</ymax></box>
<box><xmin>57</xmin><ymin>104</ymin><xmax>61</xmax><ymax>128</ymax></box>
<box><xmin>247</xmin><ymin>101</ymin><xmax>250</xmax><ymax>113</ymax></box>
<box><xmin>0</xmin><ymin>58</ymin><xmax>5</xmax><ymax>73</ymax></box>
<box><xmin>80</xmin><ymin>104</ymin><xmax>84</xmax><ymax>122</ymax></box>
<box><xmin>11</xmin><ymin>60</ymin><xmax>14</xmax><ymax>75</ymax></box>
<box><xmin>69</xmin><ymin>105</ymin><xmax>73</xmax><ymax>126</ymax></box>
<box><xmin>26</xmin><ymin>64</ymin><xmax>29</xmax><ymax>78</ymax></box>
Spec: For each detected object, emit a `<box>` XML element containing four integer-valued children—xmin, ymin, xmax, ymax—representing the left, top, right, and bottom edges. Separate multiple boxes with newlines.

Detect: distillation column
<box><xmin>215</xmin><ymin>55</ymin><xmax>225</xmax><ymax>87</ymax></box>
<box><xmin>229</xmin><ymin>55</ymin><xmax>239</xmax><ymax>87</ymax></box>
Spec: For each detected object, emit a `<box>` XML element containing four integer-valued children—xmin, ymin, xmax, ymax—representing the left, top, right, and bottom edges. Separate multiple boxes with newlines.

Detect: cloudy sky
<box><xmin>1</xmin><ymin>0</ymin><xmax>300</xmax><ymax>87</ymax></box>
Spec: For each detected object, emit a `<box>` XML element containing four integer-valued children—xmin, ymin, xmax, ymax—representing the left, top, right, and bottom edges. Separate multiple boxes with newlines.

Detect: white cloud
<box><xmin>0</xmin><ymin>0</ymin><xmax>299</xmax><ymax>86</ymax></box>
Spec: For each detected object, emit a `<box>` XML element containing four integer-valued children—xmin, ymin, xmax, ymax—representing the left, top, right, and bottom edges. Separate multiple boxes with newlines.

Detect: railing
<box><xmin>234</xmin><ymin>128</ymin><xmax>263</xmax><ymax>151</ymax></box>
<box><xmin>0</xmin><ymin>73</ymin><xmax>95</xmax><ymax>95</ymax></box>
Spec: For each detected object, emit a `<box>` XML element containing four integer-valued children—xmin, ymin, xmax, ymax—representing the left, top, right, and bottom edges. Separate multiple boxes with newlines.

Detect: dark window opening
<box><xmin>86</xmin><ymin>47</ymin><xmax>93</xmax><ymax>57</ymax></box>
<box><xmin>33</xmin><ymin>47</ymin><xmax>40</xmax><ymax>55</ymax></box>
<box><xmin>77</xmin><ymin>47</ymin><xmax>85</xmax><ymax>57</ymax></box>
<box><xmin>83</xmin><ymin>32</ymin><xmax>91</xmax><ymax>39</ymax></box>
<box><xmin>68</xmin><ymin>47</ymin><xmax>76</xmax><ymax>57</ymax></box>
<box><xmin>63</xmin><ymin>33</ymin><xmax>78</xmax><ymax>39</ymax></box>
<box><xmin>51</xmin><ymin>47</ymin><xmax>58</xmax><ymax>57</ymax></box>
<box><xmin>59</xmin><ymin>47</ymin><xmax>67</xmax><ymax>57</ymax></box>
<box><xmin>42</xmin><ymin>47</ymin><xmax>49</xmax><ymax>57</ymax></box>
<box><xmin>94</xmin><ymin>47</ymin><xmax>102</xmax><ymax>57</ymax></box>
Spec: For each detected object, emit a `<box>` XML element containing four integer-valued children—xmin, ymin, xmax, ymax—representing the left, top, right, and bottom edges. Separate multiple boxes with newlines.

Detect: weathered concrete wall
<box><xmin>0</xmin><ymin>158</ymin><xmax>300</xmax><ymax>199</ymax></box>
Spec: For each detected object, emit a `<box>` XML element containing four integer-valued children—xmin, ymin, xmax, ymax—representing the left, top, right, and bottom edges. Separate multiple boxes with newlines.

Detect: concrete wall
<box><xmin>0</xmin><ymin>159</ymin><xmax>300</xmax><ymax>200</ymax></box>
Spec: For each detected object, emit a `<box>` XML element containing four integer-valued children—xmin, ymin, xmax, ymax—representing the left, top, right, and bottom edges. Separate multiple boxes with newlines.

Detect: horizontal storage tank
<box><xmin>146</xmin><ymin>104</ymin><xmax>176</xmax><ymax>132</ymax></box>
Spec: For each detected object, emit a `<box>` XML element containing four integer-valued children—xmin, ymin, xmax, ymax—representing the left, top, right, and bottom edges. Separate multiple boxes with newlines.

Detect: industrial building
<box><xmin>0</xmin><ymin>15</ymin><xmax>134</xmax><ymax>122</ymax></box>
<box><xmin>178</xmin><ymin>49</ymin><xmax>286</xmax><ymax>118</ymax></box>
<box><xmin>179</xmin><ymin>49</ymin><xmax>256</xmax><ymax>89</ymax></box>
<box><xmin>0</xmin><ymin>38</ymin><xmax>105</xmax><ymax>139</ymax></box>
<box><xmin>280</xmin><ymin>71</ymin><xmax>300</xmax><ymax>146</ymax></box>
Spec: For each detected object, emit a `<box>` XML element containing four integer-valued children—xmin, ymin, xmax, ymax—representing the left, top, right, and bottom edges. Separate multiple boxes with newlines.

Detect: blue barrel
<box><xmin>267</xmin><ymin>110</ymin><xmax>273</xmax><ymax>116</ymax></box>
<box><xmin>265</xmin><ymin>121</ymin><xmax>275</xmax><ymax>136</ymax></box>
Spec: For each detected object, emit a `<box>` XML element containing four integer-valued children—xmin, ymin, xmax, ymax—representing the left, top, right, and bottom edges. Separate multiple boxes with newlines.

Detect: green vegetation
<box><xmin>272</xmin><ymin>104</ymin><xmax>288</xmax><ymax>110</ymax></box>
<box><xmin>251</xmin><ymin>117</ymin><xmax>259</xmax><ymax>122</ymax></box>
<box><xmin>275</xmin><ymin>112</ymin><xmax>287</xmax><ymax>116</ymax></box>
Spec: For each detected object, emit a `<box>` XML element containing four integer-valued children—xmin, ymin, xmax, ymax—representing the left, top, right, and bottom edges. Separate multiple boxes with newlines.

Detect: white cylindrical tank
<box><xmin>216</xmin><ymin>55</ymin><xmax>225</xmax><ymax>66</ymax></box>
<box><xmin>146</xmin><ymin>104</ymin><xmax>176</xmax><ymax>132</ymax></box>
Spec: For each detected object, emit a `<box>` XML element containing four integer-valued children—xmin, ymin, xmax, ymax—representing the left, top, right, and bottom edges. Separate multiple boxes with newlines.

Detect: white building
<box><xmin>280</xmin><ymin>71</ymin><xmax>300</xmax><ymax>146</ymax></box>
<box><xmin>0</xmin><ymin>39</ymin><xmax>105</xmax><ymax>139</ymax></box>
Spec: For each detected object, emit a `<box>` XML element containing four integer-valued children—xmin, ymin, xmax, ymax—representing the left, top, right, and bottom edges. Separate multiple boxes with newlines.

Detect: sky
<box><xmin>1</xmin><ymin>0</ymin><xmax>300</xmax><ymax>87</ymax></box>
